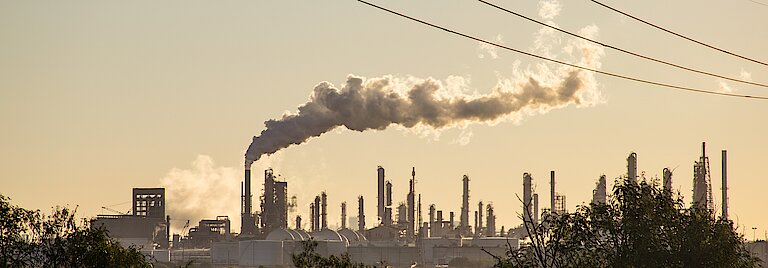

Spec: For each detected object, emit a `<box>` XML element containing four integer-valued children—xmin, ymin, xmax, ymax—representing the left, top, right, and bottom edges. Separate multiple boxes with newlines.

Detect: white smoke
<box><xmin>244</xmin><ymin>1</ymin><xmax>604</xmax><ymax>166</ymax></box>
<box><xmin>161</xmin><ymin>154</ymin><xmax>282</xmax><ymax>233</ymax></box>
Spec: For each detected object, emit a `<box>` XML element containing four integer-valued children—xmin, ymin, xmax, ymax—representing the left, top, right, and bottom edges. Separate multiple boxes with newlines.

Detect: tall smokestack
<box><xmin>309</xmin><ymin>202</ymin><xmax>315</xmax><ymax>232</ymax></box>
<box><xmin>377</xmin><ymin>166</ymin><xmax>385</xmax><ymax>222</ymax></box>
<box><xmin>628</xmin><ymin>152</ymin><xmax>637</xmax><ymax>180</ymax></box>
<box><xmin>321</xmin><ymin>191</ymin><xmax>328</xmax><ymax>230</ymax></box>
<box><xmin>550</xmin><ymin>171</ymin><xmax>556</xmax><ymax>214</ymax></box>
<box><xmin>296</xmin><ymin>215</ymin><xmax>302</xmax><ymax>230</ymax></box>
<box><xmin>313</xmin><ymin>196</ymin><xmax>321</xmax><ymax>231</ymax></box>
<box><xmin>241</xmin><ymin>167</ymin><xmax>256</xmax><ymax>235</ymax></box>
<box><xmin>429</xmin><ymin>204</ymin><xmax>436</xmax><ymax>237</ymax></box>
<box><xmin>722</xmin><ymin>150</ymin><xmax>728</xmax><ymax>219</ymax></box>
<box><xmin>523</xmin><ymin>173</ymin><xmax>533</xmax><ymax>226</ymax></box>
<box><xmin>460</xmin><ymin>175</ymin><xmax>470</xmax><ymax>235</ymax></box>
<box><xmin>358</xmin><ymin>196</ymin><xmax>365</xmax><ymax>232</ymax></box>
<box><xmin>478</xmin><ymin>201</ymin><xmax>483</xmax><ymax>236</ymax></box>
<box><xmin>417</xmin><ymin>194</ymin><xmax>422</xmax><ymax>237</ymax></box>
<box><xmin>408</xmin><ymin>168</ymin><xmax>415</xmax><ymax>239</ymax></box>
<box><xmin>341</xmin><ymin>202</ymin><xmax>347</xmax><ymax>229</ymax></box>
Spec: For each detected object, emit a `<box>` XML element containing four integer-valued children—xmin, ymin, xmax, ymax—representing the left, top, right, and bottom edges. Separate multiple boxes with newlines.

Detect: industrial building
<box><xmin>92</xmin><ymin>141</ymin><xmax>757</xmax><ymax>267</ymax></box>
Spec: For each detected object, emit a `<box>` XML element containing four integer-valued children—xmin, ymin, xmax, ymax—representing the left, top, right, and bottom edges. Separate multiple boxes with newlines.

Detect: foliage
<box><xmin>0</xmin><ymin>194</ymin><xmax>151</xmax><ymax>267</ymax></box>
<box><xmin>493</xmin><ymin>177</ymin><xmax>760</xmax><ymax>268</ymax></box>
<box><xmin>292</xmin><ymin>239</ymin><xmax>369</xmax><ymax>268</ymax></box>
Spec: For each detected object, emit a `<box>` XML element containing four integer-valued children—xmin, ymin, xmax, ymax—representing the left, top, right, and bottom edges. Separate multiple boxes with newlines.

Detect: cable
<box><xmin>477</xmin><ymin>0</ymin><xmax>768</xmax><ymax>88</ymax></box>
<box><xmin>357</xmin><ymin>0</ymin><xmax>768</xmax><ymax>100</ymax></box>
<box><xmin>591</xmin><ymin>0</ymin><xmax>768</xmax><ymax>67</ymax></box>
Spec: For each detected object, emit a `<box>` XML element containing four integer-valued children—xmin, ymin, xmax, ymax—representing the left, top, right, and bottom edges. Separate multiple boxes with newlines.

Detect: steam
<box><xmin>161</xmin><ymin>155</ymin><xmax>281</xmax><ymax>233</ymax></box>
<box><xmin>245</xmin><ymin>7</ymin><xmax>604</xmax><ymax>167</ymax></box>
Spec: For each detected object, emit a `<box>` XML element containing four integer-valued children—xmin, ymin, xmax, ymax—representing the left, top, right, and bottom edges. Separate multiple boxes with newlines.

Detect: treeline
<box><xmin>0</xmin><ymin>195</ymin><xmax>151</xmax><ymax>267</ymax></box>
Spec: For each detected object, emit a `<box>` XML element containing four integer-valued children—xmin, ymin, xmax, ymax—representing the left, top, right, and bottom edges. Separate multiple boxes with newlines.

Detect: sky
<box><xmin>1</xmin><ymin>0</ymin><xmax>767</xmax><ymax>238</ymax></box>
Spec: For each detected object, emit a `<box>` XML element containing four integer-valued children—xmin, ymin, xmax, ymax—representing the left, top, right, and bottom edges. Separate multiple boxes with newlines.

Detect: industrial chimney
<box><xmin>321</xmin><ymin>191</ymin><xmax>328</xmax><ymax>230</ymax></box>
<box><xmin>627</xmin><ymin>152</ymin><xmax>637</xmax><ymax>181</ymax></box>
<box><xmin>241</xmin><ymin>166</ymin><xmax>256</xmax><ymax>235</ymax></box>
<box><xmin>722</xmin><ymin>150</ymin><xmax>728</xmax><ymax>219</ymax></box>
<box><xmin>341</xmin><ymin>202</ymin><xmax>347</xmax><ymax>229</ymax></box>
<box><xmin>533</xmin><ymin>193</ymin><xmax>539</xmax><ymax>224</ymax></box>
<box><xmin>377</xmin><ymin>166</ymin><xmax>385</xmax><ymax>223</ymax></box>
<box><xmin>460</xmin><ymin>175</ymin><xmax>470</xmax><ymax>236</ymax></box>
<box><xmin>407</xmin><ymin>168</ymin><xmax>416</xmax><ymax>240</ymax></box>
<box><xmin>550</xmin><ymin>171</ymin><xmax>556</xmax><ymax>215</ymax></box>
<box><xmin>523</xmin><ymin>173</ymin><xmax>533</xmax><ymax>226</ymax></box>
<box><xmin>358</xmin><ymin>196</ymin><xmax>365</xmax><ymax>232</ymax></box>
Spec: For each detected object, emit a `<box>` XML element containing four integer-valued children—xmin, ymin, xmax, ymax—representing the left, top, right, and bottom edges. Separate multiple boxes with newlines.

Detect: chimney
<box><xmin>341</xmin><ymin>202</ymin><xmax>347</xmax><ymax>229</ymax></box>
<box><xmin>321</xmin><ymin>192</ymin><xmax>328</xmax><ymax>230</ymax></box>
<box><xmin>358</xmin><ymin>196</ymin><xmax>365</xmax><ymax>232</ymax></box>
<box><xmin>550</xmin><ymin>171</ymin><xmax>556</xmax><ymax>214</ymax></box>
<box><xmin>722</xmin><ymin>150</ymin><xmax>728</xmax><ymax>219</ymax></box>
<box><xmin>460</xmin><ymin>175</ymin><xmax>470</xmax><ymax>234</ymax></box>
<box><xmin>313</xmin><ymin>196</ymin><xmax>321</xmax><ymax>231</ymax></box>
<box><xmin>378</xmin><ymin>166</ymin><xmax>385</xmax><ymax>221</ymax></box>
<box><xmin>663</xmin><ymin>168</ymin><xmax>673</xmax><ymax>192</ymax></box>
<box><xmin>310</xmin><ymin>202</ymin><xmax>315</xmax><ymax>232</ymax></box>
<box><xmin>627</xmin><ymin>153</ymin><xmax>637</xmax><ymax>180</ymax></box>
<box><xmin>523</xmin><ymin>173</ymin><xmax>533</xmax><ymax>226</ymax></box>
<box><xmin>296</xmin><ymin>215</ymin><xmax>302</xmax><ymax>230</ymax></box>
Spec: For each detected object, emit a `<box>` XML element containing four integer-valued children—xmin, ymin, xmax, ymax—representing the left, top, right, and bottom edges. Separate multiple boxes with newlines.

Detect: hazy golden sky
<box><xmin>1</xmin><ymin>0</ymin><xmax>766</xmax><ymax>237</ymax></box>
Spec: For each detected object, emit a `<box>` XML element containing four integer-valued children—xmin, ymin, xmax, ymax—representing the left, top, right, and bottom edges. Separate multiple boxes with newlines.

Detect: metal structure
<box><xmin>523</xmin><ymin>173</ymin><xmax>533</xmax><ymax>228</ymax></box>
<box><xmin>341</xmin><ymin>202</ymin><xmax>347</xmax><ymax>229</ymax></box>
<box><xmin>722</xmin><ymin>150</ymin><xmax>728</xmax><ymax>219</ymax></box>
<box><xmin>358</xmin><ymin>196</ymin><xmax>365</xmax><ymax>232</ymax></box>
<box><xmin>550</xmin><ymin>171</ymin><xmax>556</xmax><ymax>214</ymax></box>
<box><xmin>592</xmin><ymin>175</ymin><xmax>607</xmax><ymax>205</ymax></box>
<box><xmin>377</xmin><ymin>166</ymin><xmax>385</xmax><ymax>224</ymax></box>
<box><xmin>241</xmin><ymin>167</ymin><xmax>256</xmax><ymax>235</ymax></box>
<box><xmin>693</xmin><ymin>142</ymin><xmax>714</xmax><ymax>211</ymax></box>
<box><xmin>663</xmin><ymin>167</ymin><xmax>673</xmax><ymax>192</ymax></box>
<box><xmin>460</xmin><ymin>175</ymin><xmax>471</xmax><ymax>236</ymax></box>
<box><xmin>628</xmin><ymin>152</ymin><xmax>638</xmax><ymax>180</ymax></box>
<box><xmin>486</xmin><ymin>203</ymin><xmax>496</xmax><ymax>237</ymax></box>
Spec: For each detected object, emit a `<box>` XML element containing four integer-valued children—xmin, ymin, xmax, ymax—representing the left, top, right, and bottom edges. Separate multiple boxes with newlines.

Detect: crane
<box><xmin>101</xmin><ymin>206</ymin><xmax>130</xmax><ymax>215</ymax></box>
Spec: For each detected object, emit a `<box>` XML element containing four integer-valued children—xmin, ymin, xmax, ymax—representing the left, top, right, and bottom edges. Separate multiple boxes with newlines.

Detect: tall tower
<box><xmin>591</xmin><ymin>175</ymin><xmax>607</xmax><ymax>205</ymax></box>
<box><xmin>477</xmin><ymin>201</ymin><xmax>483</xmax><ymax>236</ymax></box>
<box><xmin>321</xmin><ymin>191</ymin><xmax>328</xmax><ymax>230</ymax></box>
<box><xmin>486</xmin><ymin>203</ymin><xmax>496</xmax><ymax>237</ymax></box>
<box><xmin>460</xmin><ymin>175</ymin><xmax>470</xmax><ymax>236</ymax></box>
<box><xmin>357</xmin><ymin>196</ymin><xmax>366</xmax><ymax>232</ymax></box>
<box><xmin>693</xmin><ymin>142</ymin><xmax>713</xmax><ymax>211</ymax></box>
<box><xmin>241</xmin><ymin>166</ymin><xmax>256</xmax><ymax>235</ymax></box>
<box><xmin>377</xmin><ymin>166</ymin><xmax>385</xmax><ymax>224</ymax></box>
<box><xmin>523</xmin><ymin>173</ymin><xmax>533</xmax><ymax>228</ymax></box>
<box><xmin>722</xmin><ymin>150</ymin><xmax>728</xmax><ymax>219</ymax></box>
<box><xmin>627</xmin><ymin>152</ymin><xmax>638</xmax><ymax>181</ymax></box>
<box><xmin>550</xmin><ymin>171</ymin><xmax>556</xmax><ymax>214</ymax></box>
<box><xmin>313</xmin><ymin>196</ymin><xmax>321</xmax><ymax>231</ymax></box>
<box><xmin>407</xmin><ymin>168</ymin><xmax>416</xmax><ymax>240</ymax></box>
<box><xmin>341</xmin><ymin>202</ymin><xmax>347</xmax><ymax>229</ymax></box>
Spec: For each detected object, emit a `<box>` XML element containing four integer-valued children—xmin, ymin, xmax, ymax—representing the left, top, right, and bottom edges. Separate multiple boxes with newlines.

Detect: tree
<box><xmin>0</xmin><ymin>194</ymin><xmax>151</xmax><ymax>267</ymax></box>
<box><xmin>292</xmin><ymin>239</ymin><xmax>368</xmax><ymax>268</ymax></box>
<box><xmin>492</xmin><ymin>177</ymin><xmax>759</xmax><ymax>268</ymax></box>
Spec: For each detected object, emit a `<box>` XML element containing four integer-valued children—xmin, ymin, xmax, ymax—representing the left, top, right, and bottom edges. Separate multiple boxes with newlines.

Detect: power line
<box><xmin>590</xmin><ymin>0</ymin><xmax>768</xmax><ymax>67</ymax></box>
<box><xmin>357</xmin><ymin>0</ymin><xmax>768</xmax><ymax>100</ymax></box>
<box><xmin>477</xmin><ymin>0</ymin><xmax>768</xmax><ymax>88</ymax></box>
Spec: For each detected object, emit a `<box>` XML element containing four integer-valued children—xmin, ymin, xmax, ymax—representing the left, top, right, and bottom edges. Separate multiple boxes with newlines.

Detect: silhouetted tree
<box><xmin>492</xmin><ymin>177</ymin><xmax>759</xmax><ymax>268</ymax></box>
<box><xmin>0</xmin><ymin>195</ymin><xmax>151</xmax><ymax>267</ymax></box>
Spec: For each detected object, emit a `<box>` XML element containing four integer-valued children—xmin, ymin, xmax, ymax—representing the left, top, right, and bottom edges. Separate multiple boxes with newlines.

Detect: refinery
<box><xmin>91</xmin><ymin>142</ymin><xmax>768</xmax><ymax>267</ymax></box>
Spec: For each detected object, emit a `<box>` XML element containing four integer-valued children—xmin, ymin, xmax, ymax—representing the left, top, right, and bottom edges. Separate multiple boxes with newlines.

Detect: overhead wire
<box><xmin>590</xmin><ymin>0</ymin><xmax>768</xmax><ymax>67</ymax></box>
<box><xmin>477</xmin><ymin>0</ymin><xmax>768</xmax><ymax>88</ymax></box>
<box><xmin>356</xmin><ymin>0</ymin><xmax>768</xmax><ymax>100</ymax></box>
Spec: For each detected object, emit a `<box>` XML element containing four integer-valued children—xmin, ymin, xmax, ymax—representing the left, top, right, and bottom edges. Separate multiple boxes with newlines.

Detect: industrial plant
<box><xmin>91</xmin><ymin>142</ymin><xmax>766</xmax><ymax>267</ymax></box>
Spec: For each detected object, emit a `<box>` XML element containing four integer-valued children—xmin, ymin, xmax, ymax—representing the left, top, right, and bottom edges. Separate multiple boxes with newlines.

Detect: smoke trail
<box><xmin>245</xmin><ymin>26</ymin><xmax>604</xmax><ymax>167</ymax></box>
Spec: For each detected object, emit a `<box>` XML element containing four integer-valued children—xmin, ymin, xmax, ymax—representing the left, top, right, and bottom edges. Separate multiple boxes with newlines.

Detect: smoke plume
<box><xmin>245</xmin><ymin>25</ymin><xmax>604</xmax><ymax>167</ymax></box>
